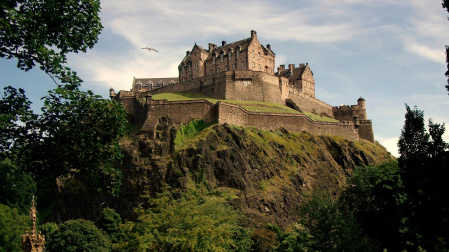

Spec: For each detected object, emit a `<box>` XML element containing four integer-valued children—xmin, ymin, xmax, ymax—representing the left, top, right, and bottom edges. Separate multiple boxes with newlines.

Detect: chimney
<box><xmin>289</xmin><ymin>64</ymin><xmax>295</xmax><ymax>71</ymax></box>
<box><xmin>209</xmin><ymin>43</ymin><xmax>217</xmax><ymax>52</ymax></box>
<box><xmin>279</xmin><ymin>64</ymin><xmax>285</xmax><ymax>70</ymax></box>
<box><xmin>299</xmin><ymin>63</ymin><xmax>305</xmax><ymax>68</ymax></box>
<box><xmin>251</xmin><ymin>30</ymin><xmax>257</xmax><ymax>38</ymax></box>
<box><xmin>186</xmin><ymin>51</ymin><xmax>190</xmax><ymax>56</ymax></box>
<box><xmin>222</xmin><ymin>40</ymin><xmax>226</xmax><ymax>46</ymax></box>
<box><xmin>266</xmin><ymin>44</ymin><xmax>271</xmax><ymax>50</ymax></box>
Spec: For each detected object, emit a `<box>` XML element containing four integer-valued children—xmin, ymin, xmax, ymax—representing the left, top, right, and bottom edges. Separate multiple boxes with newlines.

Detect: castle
<box><xmin>110</xmin><ymin>30</ymin><xmax>374</xmax><ymax>143</ymax></box>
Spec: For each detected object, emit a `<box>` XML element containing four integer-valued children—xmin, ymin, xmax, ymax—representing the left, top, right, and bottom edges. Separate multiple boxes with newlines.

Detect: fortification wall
<box><xmin>287</xmin><ymin>87</ymin><xmax>334</xmax><ymax>117</ymax></box>
<box><xmin>332</xmin><ymin>105</ymin><xmax>367</xmax><ymax>121</ymax></box>
<box><xmin>357</xmin><ymin>120</ymin><xmax>374</xmax><ymax>143</ymax></box>
<box><xmin>217</xmin><ymin>102</ymin><xmax>360</xmax><ymax>141</ymax></box>
<box><xmin>140</xmin><ymin>100</ymin><xmax>217</xmax><ymax>133</ymax></box>
<box><xmin>225</xmin><ymin>71</ymin><xmax>283</xmax><ymax>104</ymax></box>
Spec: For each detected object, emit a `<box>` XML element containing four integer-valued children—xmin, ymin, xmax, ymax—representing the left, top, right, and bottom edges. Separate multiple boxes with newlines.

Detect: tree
<box><xmin>96</xmin><ymin>207</ymin><xmax>126</xmax><ymax>244</ymax></box>
<box><xmin>46</xmin><ymin>219</ymin><xmax>111</xmax><ymax>252</ymax></box>
<box><xmin>28</xmin><ymin>83</ymin><xmax>127</xmax><ymax>197</ymax></box>
<box><xmin>0</xmin><ymin>159</ymin><xmax>36</xmax><ymax>214</ymax></box>
<box><xmin>0</xmin><ymin>0</ymin><xmax>103</xmax><ymax>84</ymax></box>
<box><xmin>296</xmin><ymin>191</ymin><xmax>375</xmax><ymax>252</ymax></box>
<box><xmin>397</xmin><ymin>105</ymin><xmax>449</xmax><ymax>250</ymax></box>
<box><xmin>339</xmin><ymin>160</ymin><xmax>406</xmax><ymax>250</ymax></box>
<box><xmin>0</xmin><ymin>86</ymin><xmax>37</xmax><ymax>157</ymax></box>
<box><xmin>0</xmin><ymin>203</ymin><xmax>29</xmax><ymax>252</ymax></box>
<box><xmin>125</xmin><ymin>192</ymin><xmax>253</xmax><ymax>252</ymax></box>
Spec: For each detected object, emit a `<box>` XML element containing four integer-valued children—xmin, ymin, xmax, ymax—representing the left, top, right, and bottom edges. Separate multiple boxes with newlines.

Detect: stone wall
<box><xmin>357</xmin><ymin>120</ymin><xmax>375</xmax><ymax>143</ymax></box>
<box><xmin>140</xmin><ymin>99</ymin><xmax>217</xmax><ymax>135</ymax></box>
<box><xmin>332</xmin><ymin>104</ymin><xmax>367</xmax><ymax>121</ymax></box>
<box><xmin>216</xmin><ymin>102</ymin><xmax>360</xmax><ymax>141</ymax></box>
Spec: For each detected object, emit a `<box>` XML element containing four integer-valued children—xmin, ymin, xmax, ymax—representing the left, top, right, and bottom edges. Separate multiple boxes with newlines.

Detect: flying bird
<box><xmin>141</xmin><ymin>47</ymin><xmax>159</xmax><ymax>52</ymax></box>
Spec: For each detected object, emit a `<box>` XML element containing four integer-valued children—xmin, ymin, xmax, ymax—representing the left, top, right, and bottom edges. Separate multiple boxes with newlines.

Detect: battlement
<box><xmin>111</xmin><ymin>31</ymin><xmax>374</xmax><ymax>142</ymax></box>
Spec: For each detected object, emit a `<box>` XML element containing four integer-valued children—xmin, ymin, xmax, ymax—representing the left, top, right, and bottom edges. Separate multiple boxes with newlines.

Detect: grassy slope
<box><xmin>152</xmin><ymin>92</ymin><xmax>339</xmax><ymax>122</ymax></box>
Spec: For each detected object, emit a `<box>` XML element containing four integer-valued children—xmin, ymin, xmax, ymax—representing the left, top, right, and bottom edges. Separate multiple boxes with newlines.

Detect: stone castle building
<box><xmin>111</xmin><ymin>30</ymin><xmax>374</xmax><ymax>143</ymax></box>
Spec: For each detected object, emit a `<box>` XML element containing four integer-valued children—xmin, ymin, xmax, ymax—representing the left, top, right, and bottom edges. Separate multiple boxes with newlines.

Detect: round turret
<box><xmin>357</xmin><ymin>97</ymin><xmax>366</xmax><ymax>109</ymax></box>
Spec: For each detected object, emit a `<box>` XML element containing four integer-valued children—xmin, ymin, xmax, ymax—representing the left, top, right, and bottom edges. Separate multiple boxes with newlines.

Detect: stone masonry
<box><xmin>110</xmin><ymin>30</ymin><xmax>375</xmax><ymax>142</ymax></box>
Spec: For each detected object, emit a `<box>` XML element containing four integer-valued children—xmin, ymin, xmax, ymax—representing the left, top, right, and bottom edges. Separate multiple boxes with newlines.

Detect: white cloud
<box><xmin>379</xmin><ymin>137</ymin><xmax>399</xmax><ymax>157</ymax></box>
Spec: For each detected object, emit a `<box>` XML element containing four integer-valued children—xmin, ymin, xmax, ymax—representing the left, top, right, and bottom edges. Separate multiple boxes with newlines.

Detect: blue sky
<box><xmin>1</xmin><ymin>0</ymin><xmax>449</xmax><ymax>156</ymax></box>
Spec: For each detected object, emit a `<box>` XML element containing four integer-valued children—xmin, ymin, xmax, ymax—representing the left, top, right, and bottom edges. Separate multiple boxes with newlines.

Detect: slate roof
<box><xmin>276</xmin><ymin>65</ymin><xmax>308</xmax><ymax>80</ymax></box>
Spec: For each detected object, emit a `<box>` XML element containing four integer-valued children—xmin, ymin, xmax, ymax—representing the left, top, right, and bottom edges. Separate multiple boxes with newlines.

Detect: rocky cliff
<box><xmin>114</xmin><ymin>118</ymin><xmax>392</xmax><ymax>227</ymax></box>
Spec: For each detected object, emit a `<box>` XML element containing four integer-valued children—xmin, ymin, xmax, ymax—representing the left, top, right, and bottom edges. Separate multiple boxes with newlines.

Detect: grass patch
<box><xmin>174</xmin><ymin>120</ymin><xmax>212</xmax><ymax>150</ymax></box>
<box><xmin>152</xmin><ymin>92</ymin><xmax>338</xmax><ymax>121</ymax></box>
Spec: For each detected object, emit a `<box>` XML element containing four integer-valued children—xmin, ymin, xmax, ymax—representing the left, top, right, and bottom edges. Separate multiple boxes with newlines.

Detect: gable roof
<box><xmin>276</xmin><ymin>64</ymin><xmax>309</xmax><ymax>80</ymax></box>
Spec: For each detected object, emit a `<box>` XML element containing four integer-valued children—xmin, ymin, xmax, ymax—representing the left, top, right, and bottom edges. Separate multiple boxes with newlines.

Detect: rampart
<box><xmin>121</xmin><ymin>96</ymin><xmax>368</xmax><ymax>142</ymax></box>
<box><xmin>143</xmin><ymin>70</ymin><xmax>335</xmax><ymax>117</ymax></box>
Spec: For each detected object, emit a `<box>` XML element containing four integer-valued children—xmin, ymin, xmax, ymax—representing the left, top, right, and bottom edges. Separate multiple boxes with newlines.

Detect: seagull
<box><xmin>141</xmin><ymin>47</ymin><xmax>159</xmax><ymax>52</ymax></box>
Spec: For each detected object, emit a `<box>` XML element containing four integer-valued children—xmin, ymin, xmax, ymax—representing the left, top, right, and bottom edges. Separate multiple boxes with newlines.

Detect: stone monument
<box><xmin>22</xmin><ymin>197</ymin><xmax>45</xmax><ymax>252</ymax></box>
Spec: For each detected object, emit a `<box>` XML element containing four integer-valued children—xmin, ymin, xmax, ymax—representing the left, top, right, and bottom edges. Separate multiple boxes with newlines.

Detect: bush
<box><xmin>125</xmin><ymin>193</ymin><xmax>252</xmax><ymax>252</ymax></box>
<box><xmin>0</xmin><ymin>204</ymin><xmax>29</xmax><ymax>252</ymax></box>
<box><xmin>46</xmin><ymin>219</ymin><xmax>111</xmax><ymax>252</ymax></box>
<box><xmin>96</xmin><ymin>207</ymin><xmax>126</xmax><ymax>243</ymax></box>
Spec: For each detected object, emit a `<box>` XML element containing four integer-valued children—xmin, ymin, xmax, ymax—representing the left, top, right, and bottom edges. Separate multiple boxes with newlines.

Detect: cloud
<box><xmin>379</xmin><ymin>137</ymin><xmax>399</xmax><ymax>157</ymax></box>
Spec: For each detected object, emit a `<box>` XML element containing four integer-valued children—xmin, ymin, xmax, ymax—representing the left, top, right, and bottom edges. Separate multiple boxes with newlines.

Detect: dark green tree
<box><xmin>339</xmin><ymin>160</ymin><xmax>406</xmax><ymax>250</ymax></box>
<box><xmin>96</xmin><ymin>207</ymin><xmax>126</xmax><ymax>244</ymax></box>
<box><xmin>0</xmin><ymin>203</ymin><xmax>29</xmax><ymax>252</ymax></box>
<box><xmin>398</xmin><ymin>105</ymin><xmax>449</xmax><ymax>249</ymax></box>
<box><xmin>0</xmin><ymin>159</ymin><xmax>36</xmax><ymax>214</ymax></box>
<box><xmin>0</xmin><ymin>86</ymin><xmax>37</xmax><ymax>157</ymax></box>
<box><xmin>28</xmin><ymin>83</ymin><xmax>127</xmax><ymax>197</ymax></box>
<box><xmin>46</xmin><ymin>219</ymin><xmax>111</xmax><ymax>252</ymax></box>
<box><xmin>0</xmin><ymin>0</ymin><xmax>103</xmax><ymax>84</ymax></box>
<box><xmin>295</xmin><ymin>192</ymin><xmax>375</xmax><ymax>252</ymax></box>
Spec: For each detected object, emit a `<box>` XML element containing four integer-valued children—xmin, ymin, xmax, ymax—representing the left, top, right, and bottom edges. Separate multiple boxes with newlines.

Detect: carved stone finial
<box><xmin>22</xmin><ymin>198</ymin><xmax>45</xmax><ymax>252</ymax></box>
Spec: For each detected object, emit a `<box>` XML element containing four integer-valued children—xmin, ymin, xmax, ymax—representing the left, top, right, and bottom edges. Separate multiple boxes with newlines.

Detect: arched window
<box><xmin>220</xmin><ymin>54</ymin><xmax>224</xmax><ymax>63</ymax></box>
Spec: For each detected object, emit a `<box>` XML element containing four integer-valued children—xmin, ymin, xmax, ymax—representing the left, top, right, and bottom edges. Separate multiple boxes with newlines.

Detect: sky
<box><xmin>1</xmin><ymin>0</ymin><xmax>449</xmax><ymax>157</ymax></box>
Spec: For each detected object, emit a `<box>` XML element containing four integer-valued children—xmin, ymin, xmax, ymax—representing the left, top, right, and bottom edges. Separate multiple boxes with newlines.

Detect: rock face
<box><xmin>115</xmin><ymin>118</ymin><xmax>392</xmax><ymax>227</ymax></box>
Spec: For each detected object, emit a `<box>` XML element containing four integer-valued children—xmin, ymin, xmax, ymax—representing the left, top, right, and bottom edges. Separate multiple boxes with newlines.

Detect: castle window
<box><xmin>213</xmin><ymin>56</ymin><xmax>216</xmax><ymax>64</ymax></box>
<box><xmin>258</xmin><ymin>52</ymin><xmax>260</xmax><ymax>59</ymax></box>
<box><xmin>252</xmin><ymin>51</ymin><xmax>255</xmax><ymax>58</ymax></box>
<box><xmin>237</xmin><ymin>50</ymin><xmax>240</xmax><ymax>58</ymax></box>
<box><xmin>217</xmin><ymin>69</ymin><xmax>220</xmax><ymax>73</ymax></box>
<box><xmin>252</xmin><ymin>62</ymin><xmax>255</xmax><ymax>68</ymax></box>
<box><xmin>241</xmin><ymin>61</ymin><xmax>245</xmax><ymax>68</ymax></box>
<box><xmin>258</xmin><ymin>64</ymin><xmax>261</xmax><ymax>70</ymax></box>
<box><xmin>232</xmin><ymin>64</ymin><xmax>236</xmax><ymax>70</ymax></box>
<box><xmin>220</xmin><ymin>54</ymin><xmax>224</xmax><ymax>63</ymax></box>
<box><xmin>189</xmin><ymin>75</ymin><xmax>192</xmax><ymax>80</ymax></box>
<box><xmin>182</xmin><ymin>77</ymin><xmax>185</xmax><ymax>82</ymax></box>
<box><xmin>224</xmin><ymin>66</ymin><xmax>228</xmax><ymax>71</ymax></box>
<box><xmin>209</xmin><ymin>70</ymin><xmax>213</xmax><ymax>75</ymax></box>
<box><xmin>229</xmin><ymin>52</ymin><xmax>232</xmax><ymax>61</ymax></box>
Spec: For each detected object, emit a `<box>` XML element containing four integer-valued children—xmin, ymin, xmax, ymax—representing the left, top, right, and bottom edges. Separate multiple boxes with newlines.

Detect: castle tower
<box><xmin>357</xmin><ymin>97</ymin><xmax>366</xmax><ymax>109</ymax></box>
<box><xmin>22</xmin><ymin>198</ymin><xmax>45</xmax><ymax>252</ymax></box>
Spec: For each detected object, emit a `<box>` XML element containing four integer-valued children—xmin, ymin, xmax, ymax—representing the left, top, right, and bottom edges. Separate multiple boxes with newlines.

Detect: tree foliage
<box><xmin>0</xmin><ymin>0</ymin><xmax>103</xmax><ymax>84</ymax></box>
<box><xmin>0</xmin><ymin>86</ymin><xmax>37</xmax><ymax>157</ymax></box>
<box><xmin>45</xmin><ymin>219</ymin><xmax>111</xmax><ymax>252</ymax></box>
<box><xmin>0</xmin><ymin>203</ymin><xmax>29</xmax><ymax>252</ymax></box>
<box><xmin>96</xmin><ymin>207</ymin><xmax>126</xmax><ymax>244</ymax></box>
<box><xmin>0</xmin><ymin>84</ymin><xmax>127</xmax><ymax>199</ymax></box>
<box><xmin>0</xmin><ymin>159</ymin><xmax>36</xmax><ymax>214</ymax></box>
<box><xmin>397</xmin><ymin>104</ymin><xmax>449</xmax><ymax>249</ymax></box>
<box><xmin>340</xmin><ymin>160</ymin><xmax>406</xmax><ymax>250</ymax></box>
<box><xmin>30</xmin><ymin>83</ymin><xmax>127</xmax><ymax>196</ymax></box>
<box><xmin>125</xmin><ymin>191</ymin><xmax>253</xmax><ymax>252</ymax></box>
